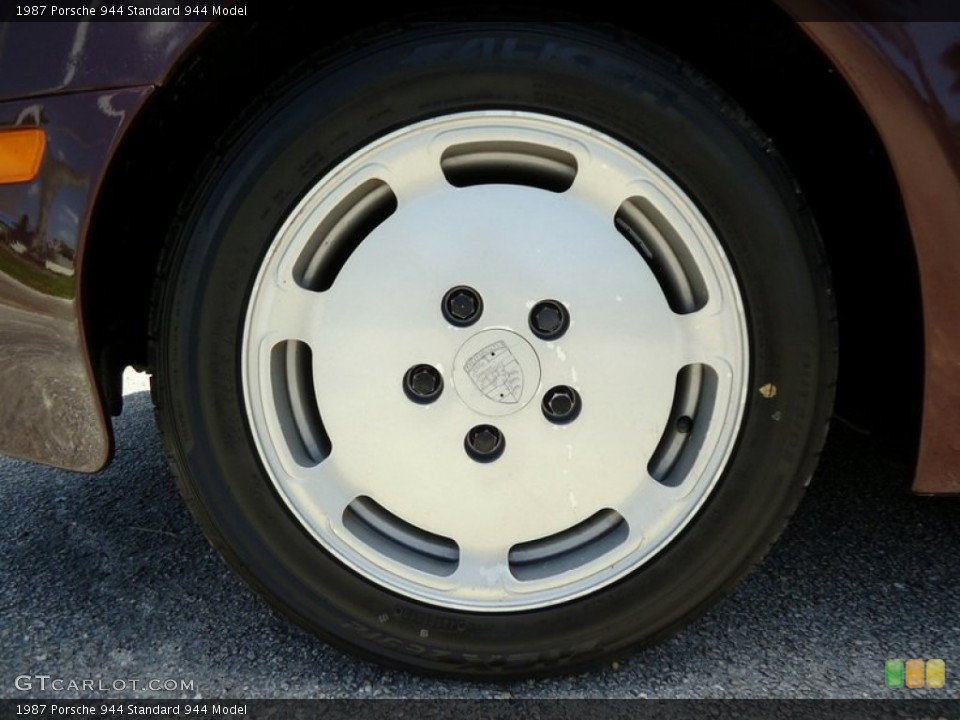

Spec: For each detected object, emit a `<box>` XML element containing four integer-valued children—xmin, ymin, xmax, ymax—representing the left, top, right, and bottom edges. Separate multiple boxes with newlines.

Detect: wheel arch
<box><xmin>82</xmin><ymin>11</ymin><xmax>924</xmax><ymax>479</ymax></box>
<box><xmin>82</xmin><ymin>20</ymin><xmax>346</xmax><ymax>411</ymax></box>
<box><xmin>631</xmin><ymin>15</ymin><xmax>926</xmax><ymax>474</ymax></box>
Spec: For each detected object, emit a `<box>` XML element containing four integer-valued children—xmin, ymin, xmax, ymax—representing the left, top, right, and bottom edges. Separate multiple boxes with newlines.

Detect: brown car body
<box><xmin>0</xmin><ymin>11</ymin><xmax>957</xmax><ymax>493</ymax></box>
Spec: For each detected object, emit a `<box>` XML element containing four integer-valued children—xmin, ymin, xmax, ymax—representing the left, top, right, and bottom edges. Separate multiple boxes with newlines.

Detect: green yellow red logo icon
<box><xmin>886</xmin><ymin>658</ymin><xmax>945</xmax><ymax>688</ymax></box>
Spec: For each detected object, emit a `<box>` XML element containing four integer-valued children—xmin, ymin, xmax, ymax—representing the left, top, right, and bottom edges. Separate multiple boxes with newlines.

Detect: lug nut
<box><xmin>529</xmin><ymin>299</ymin><xmax>569</xmax><ymax>340</ymax></box>
<box><xmin>464</xmin><ymin>424</ymin><xmax>505</xmax><ymax>462</ymax></box>
<box><xmin>676</xmin><ymin>416</ymin><xmax>693</xmax><ymax>434</ymax></box>
<box><xmin>403</xmin><ymin>364</ymin><xmax>443</xmax><ymax>404</ymax></box>
<box><xmin>442</xmin><ymin>286</ymin><xmax>483</xmax><ymax>327</ymax></box>
<box><xmin>542</xmin><ymin>385</ymin><xmax>581</xmax><ymax>424</ymax></box>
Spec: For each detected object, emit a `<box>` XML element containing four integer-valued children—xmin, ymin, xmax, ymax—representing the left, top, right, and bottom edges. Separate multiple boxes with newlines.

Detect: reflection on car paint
<box><xmin>0</xmin><ymin>89</ymin><xmax>152</xmax><ymax>471</ymax></box>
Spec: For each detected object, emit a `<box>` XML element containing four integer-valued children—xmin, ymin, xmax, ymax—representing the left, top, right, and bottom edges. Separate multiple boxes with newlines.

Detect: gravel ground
<box><xmin>1</xmin><ymin>370</ymin><xmax>958</xmax><ymax>700</ymax></box>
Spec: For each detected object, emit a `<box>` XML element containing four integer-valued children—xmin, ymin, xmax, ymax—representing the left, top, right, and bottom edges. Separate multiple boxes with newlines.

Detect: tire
<box><xmin>152</xmin><ymin>23</ymin><xmax>836</xmax><ymax>676</ymax></box>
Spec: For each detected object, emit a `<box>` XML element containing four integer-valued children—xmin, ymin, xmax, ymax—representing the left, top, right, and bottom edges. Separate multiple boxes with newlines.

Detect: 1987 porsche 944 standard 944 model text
<box><xmin>0</xmin><ymin>5</ymin><xmax>958</xmax><ymax>676</ymax></box>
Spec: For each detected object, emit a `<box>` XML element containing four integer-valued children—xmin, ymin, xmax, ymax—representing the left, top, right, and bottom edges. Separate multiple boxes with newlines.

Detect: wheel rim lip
<box><xmin>241</xmin><ymin>111</ymin><xmax>749</xmax><ymax>612</ymax></box>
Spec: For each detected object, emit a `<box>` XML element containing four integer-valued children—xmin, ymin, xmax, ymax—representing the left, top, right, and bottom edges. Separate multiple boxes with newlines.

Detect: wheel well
<box><xmin>83</xmin><ymin>20</ymin><xmax>349</xmax><ymax>412</ymax></box>
<box><xmin>635</xmin><ymin>17</ymin><xmax>924</xmax><ymax>456</ymax></box>
<box><xmin>83</xmin><ymin>11</ymin><xmax>923</xmax><ymax>458</ymax></box>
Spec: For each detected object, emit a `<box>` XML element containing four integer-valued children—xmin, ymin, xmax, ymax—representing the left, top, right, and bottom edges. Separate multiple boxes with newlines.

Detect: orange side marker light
<box><xmin>0</xmin><ymin>128</ymin><xmax>46</xmax><ymax>184</ymax></box>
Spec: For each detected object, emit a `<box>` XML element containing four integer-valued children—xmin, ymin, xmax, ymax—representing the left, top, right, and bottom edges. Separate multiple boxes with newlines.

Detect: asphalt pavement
<box><xmin>1</xmin><ymin>370</ymin><xmax>958</xmax><ymax>699</ymax></box>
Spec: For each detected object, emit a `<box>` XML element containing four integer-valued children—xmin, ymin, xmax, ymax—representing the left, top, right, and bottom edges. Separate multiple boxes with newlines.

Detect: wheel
<box><xmin>153</xmin><ymin>24</ymin><xmax>836</xmax><ymax>676</ymax></box>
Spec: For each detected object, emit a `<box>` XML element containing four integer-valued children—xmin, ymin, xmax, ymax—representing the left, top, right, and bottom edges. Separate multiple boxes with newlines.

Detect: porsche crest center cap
<box><xmin>452</xmin><ymin>329</ymin><xmax>541</xmax><ymax>417</ymax></box>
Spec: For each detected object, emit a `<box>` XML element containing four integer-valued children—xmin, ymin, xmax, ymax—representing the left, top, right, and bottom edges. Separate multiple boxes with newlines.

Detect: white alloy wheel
<box><xmin>241</xmin><ymin>112</ymin><xmax>749</xmax><ymax>611</ymax></box>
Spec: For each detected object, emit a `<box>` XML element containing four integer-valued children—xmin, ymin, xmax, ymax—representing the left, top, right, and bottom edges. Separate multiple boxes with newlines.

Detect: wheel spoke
<box><xmin>617</xmin><ymin>475</ymin><xmax>690</xmax><ymax>545</ymax></box>
<box><xmin>368</xmin><ymin>141</ymin><xmax>451</xmax><ymax>207</ymax></box>
<box><xmin>274</xmin><ymin>456</ymin><xmax>355</xmax><ymax>529</ymax></box>
<box><xmin>251</xmin><ymin>278</ymin><xmax>325</xmax><ymax>346</ymax></box>
<box><xmin>450</xmin><ymin>543</ymin><xmax>513</xmax><ymax>596</ymax></box>
<box><xmin>676</xmin><ymin>303</ymin><xmax>740</xmax><ymax>368</ymax></box>
<box><xmin>565</xmin><ymin>150</ymin><xmax>638</xmax><ymax>219</ymax></box>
